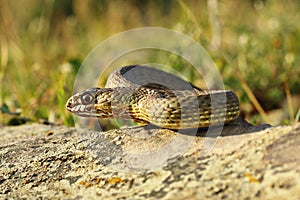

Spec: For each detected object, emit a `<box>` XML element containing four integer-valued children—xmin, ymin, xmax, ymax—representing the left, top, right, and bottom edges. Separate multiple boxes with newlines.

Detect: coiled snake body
<box><xmin>66</xmin><ymin>65</ymin><xmax>240</xmax><ymax>129</ymax></box>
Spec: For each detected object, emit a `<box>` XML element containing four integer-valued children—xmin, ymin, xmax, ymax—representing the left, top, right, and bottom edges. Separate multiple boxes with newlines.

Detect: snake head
<box><xmin>66</xmin><ymin>88</ymin><xmax>113</xmax><ymax>118</ymax></box>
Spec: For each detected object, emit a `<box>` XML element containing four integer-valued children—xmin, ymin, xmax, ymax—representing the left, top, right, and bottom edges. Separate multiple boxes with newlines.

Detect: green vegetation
<box><xmin>0</xmin><ymin>0</ymin><xmax>299</xmax><ymax>127</ymax></box>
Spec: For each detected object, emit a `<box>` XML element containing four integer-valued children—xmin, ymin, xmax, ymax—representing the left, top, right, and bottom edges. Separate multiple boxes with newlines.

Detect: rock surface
<box><xmin>0</xmin><ymin>120</ymin><xmax>299</xmax><ymax>199</ymax></box>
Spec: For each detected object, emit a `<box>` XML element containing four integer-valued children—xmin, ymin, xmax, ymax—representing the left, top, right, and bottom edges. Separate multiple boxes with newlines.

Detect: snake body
<box><xmin>66</xmin><ymin>65</ymin><xmax>240</xmax><ymax>129</ymax></box>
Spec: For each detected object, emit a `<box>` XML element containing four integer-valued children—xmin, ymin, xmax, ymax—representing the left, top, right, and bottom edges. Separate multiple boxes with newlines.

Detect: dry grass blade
<box><xmin>284</xmin><ymin>80</ymin><xmax>294</xmax><ymax>124</ymax></box>
<box><xmin>238</xmin><ymin>73</ymin><xmax>270</xmax><ymax>124</ymax></box>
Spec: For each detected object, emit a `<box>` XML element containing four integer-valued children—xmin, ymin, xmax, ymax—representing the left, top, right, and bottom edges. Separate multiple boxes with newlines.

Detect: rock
<box><xmin>0</xmin><ymin>122</ymin><xmax>299</xmax><ymax>199</ymax></box>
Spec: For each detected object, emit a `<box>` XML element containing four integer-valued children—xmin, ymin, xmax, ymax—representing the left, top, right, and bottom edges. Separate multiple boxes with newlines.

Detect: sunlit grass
<box><xmin>0</xmin><ymin>0</ymin><xmax>299</xmax><ymax>127</ymax></box>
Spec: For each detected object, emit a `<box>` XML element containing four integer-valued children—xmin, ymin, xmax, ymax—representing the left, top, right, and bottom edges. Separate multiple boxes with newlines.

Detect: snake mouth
<box><xmin>66</xmin><ymin>105</ymin><xmax>100</xmax><ymax>117</ymax></box>
<box><xmin>66</xmin><ymin>101</ymin><xmax>91</xmax><ymax>117</ymax></box>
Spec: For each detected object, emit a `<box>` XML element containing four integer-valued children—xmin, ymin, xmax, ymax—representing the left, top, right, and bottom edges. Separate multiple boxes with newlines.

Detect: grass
<box><xmin>0</xmin><ymin>0</ymin><xmax>299</xmax><ymax>127</ymax></box>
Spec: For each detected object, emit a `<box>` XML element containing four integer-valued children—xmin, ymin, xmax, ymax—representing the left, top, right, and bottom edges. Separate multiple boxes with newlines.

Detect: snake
<box><xmin>66</xmin><ymin>65</ymin><xmax>240</xmax><ymax>129</ymax></box>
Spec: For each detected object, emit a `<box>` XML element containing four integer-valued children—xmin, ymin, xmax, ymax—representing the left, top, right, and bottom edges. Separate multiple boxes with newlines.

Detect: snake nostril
<box><xmin>66</xmin><ymin>98</ymin><xmax>73</xmax><ymax>109</ymax></box>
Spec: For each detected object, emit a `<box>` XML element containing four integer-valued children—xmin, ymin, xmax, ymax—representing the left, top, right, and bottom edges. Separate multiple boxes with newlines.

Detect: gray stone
<box><xmin>0</xmin><ymin>121</ymin><xmax>299</xmax><ymax>199</ymax></box>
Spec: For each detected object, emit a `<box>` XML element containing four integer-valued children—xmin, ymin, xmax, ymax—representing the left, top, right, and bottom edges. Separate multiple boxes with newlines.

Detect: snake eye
<box><xmin>81</xmin><ymin>93</ymin><xmax>94</xmax><ymax>105</ymax></box>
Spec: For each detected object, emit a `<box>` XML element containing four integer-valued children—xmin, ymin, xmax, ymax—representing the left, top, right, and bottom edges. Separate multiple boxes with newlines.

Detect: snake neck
<box><xmin>96</xmin><ymin>85</ymin><xmax>178</xmax><ymax>119</ymax></box>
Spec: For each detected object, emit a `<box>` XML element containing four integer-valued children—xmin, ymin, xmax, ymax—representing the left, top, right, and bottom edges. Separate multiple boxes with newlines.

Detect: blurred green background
<box><xmin>0</xmin><ymin>0</ymin><xmax>299</xmax><ymax>127</ymax></box>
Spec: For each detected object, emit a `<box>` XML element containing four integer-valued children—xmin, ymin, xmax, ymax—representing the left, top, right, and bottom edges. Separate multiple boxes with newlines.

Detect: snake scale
<box><xmin>66</xmin><ymin>65</ymin><xmax>240</xmax><ymax>129</ymax></box>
